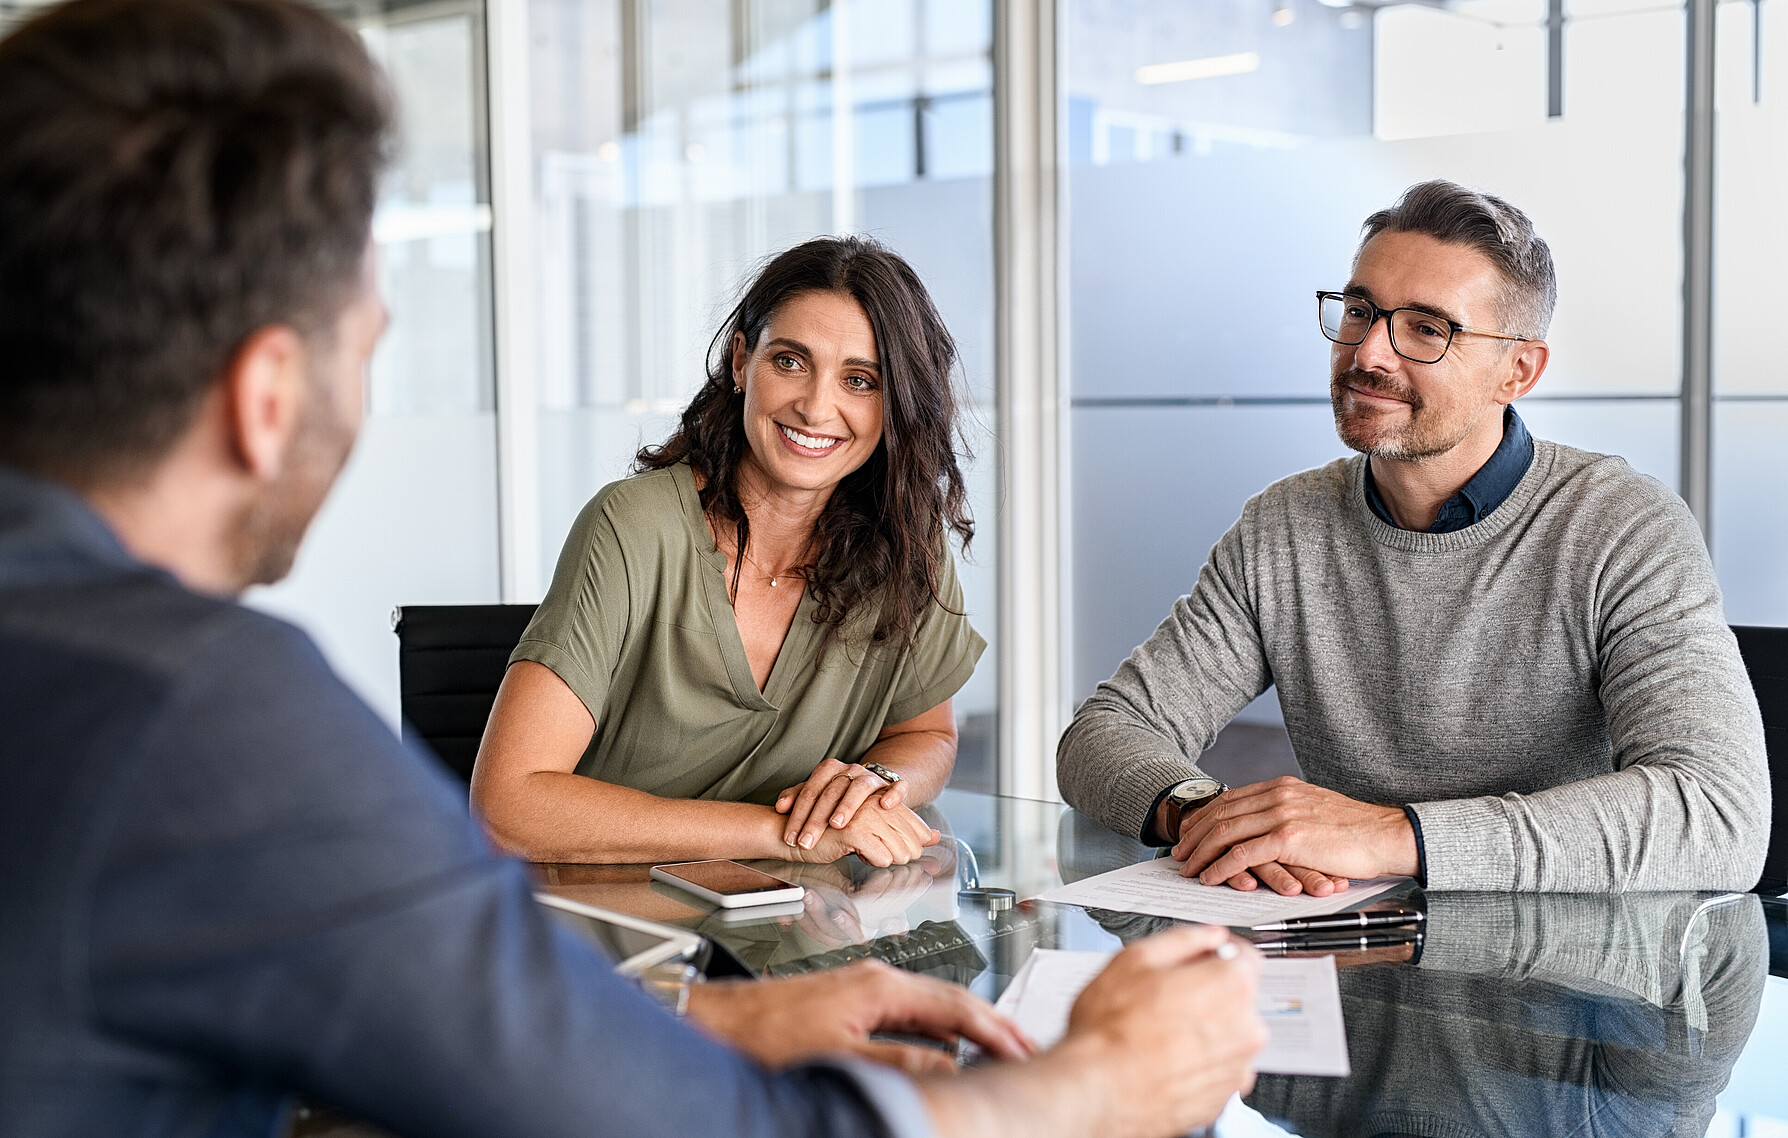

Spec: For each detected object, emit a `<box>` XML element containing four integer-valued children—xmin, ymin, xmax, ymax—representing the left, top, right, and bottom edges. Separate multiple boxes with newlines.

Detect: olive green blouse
<box><xmin>510</xmin><ymin>463</ymin><xmax>986</xmax><ymax>806</ymax></box>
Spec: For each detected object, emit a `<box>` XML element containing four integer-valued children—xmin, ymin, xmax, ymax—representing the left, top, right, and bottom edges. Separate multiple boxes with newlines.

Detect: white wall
<box><xmin>247</xmin><ymin>412</ymin><xmax>502</xmax><ymax>729</ymax></box>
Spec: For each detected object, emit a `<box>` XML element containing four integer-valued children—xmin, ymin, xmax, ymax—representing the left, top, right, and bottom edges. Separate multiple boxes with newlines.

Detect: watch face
<box><xmin>1172</xmin><ymin>777</ymin><xmax>1223</xmax><ymax>804</ymax></box>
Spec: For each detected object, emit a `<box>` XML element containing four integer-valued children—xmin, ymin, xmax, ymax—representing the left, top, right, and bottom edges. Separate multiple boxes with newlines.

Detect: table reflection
<box><xmin>1051</xmin><ymin>803</ymin><xmax>1769</xmax><ymax>1137</ymax></box>
<box><xmin>1247</xmin><ymin>892</ymin><xmax>1768</xmax><ymax>1137</ymax></box>
<box><xmin>534</xmin><ymin>790</ymin><xmax>1775</xmax><ymax>1136</ymax></box>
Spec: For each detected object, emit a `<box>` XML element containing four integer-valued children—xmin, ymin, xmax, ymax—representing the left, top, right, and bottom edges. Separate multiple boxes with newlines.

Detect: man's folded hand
<box><xmin>1173</xmin><ymin>776</ymin><xmax>1418</xmax><ymax>895</ymax></box>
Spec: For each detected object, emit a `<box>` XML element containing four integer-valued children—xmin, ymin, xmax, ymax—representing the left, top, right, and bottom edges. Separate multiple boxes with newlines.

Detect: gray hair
<box><xmin>1360</xmin><ymin>180</ymin><xmax>1557</xmax><ymax>340</ymax></box>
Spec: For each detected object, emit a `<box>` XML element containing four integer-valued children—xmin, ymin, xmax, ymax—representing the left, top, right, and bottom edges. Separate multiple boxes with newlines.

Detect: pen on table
<box><xmin>1254</xmin><ymin>930</ymin><xmax>1422</xmax><ymax>956</ymax></box>
<box><xmin>1250</xmin><ymin>908</ymin><xmax>1425</xmax><ymax>933</ymax></box>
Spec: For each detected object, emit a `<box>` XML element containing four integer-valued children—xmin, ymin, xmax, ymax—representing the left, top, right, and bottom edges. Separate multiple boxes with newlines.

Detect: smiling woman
<box><xmin>468</xmin><ymin>237</ymin><xmax>984</xmax><ymax>869</ymax></box>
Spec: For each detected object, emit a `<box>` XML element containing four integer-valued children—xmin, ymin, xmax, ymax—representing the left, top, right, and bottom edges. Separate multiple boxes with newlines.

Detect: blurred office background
<box><xmin>3</xmin><ymin>0</ymin><xmax>1785</xmax><ymax>803</ymax></box>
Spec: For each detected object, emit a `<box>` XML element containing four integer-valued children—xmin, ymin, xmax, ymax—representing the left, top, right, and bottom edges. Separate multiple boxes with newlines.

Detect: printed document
<box><xmin>1037</xmin><ymin>857</ymin><xmax>1407</xmax><ymax>925</ymax></box>
<box><xmin>996</xmin><ymin>949</ymin><xmax>1350</xmax><ymax>1077</ymax></box>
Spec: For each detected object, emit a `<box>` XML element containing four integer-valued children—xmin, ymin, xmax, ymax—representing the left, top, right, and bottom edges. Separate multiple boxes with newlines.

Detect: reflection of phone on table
<box><xmin>651</xmin><ymin>860</ymin><xmax>805</xmax><ymax>908</ymax></box>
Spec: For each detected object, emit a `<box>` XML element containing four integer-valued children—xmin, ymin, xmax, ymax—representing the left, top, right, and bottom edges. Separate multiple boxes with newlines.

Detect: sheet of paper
<box><xmin>994</xmin><ymin>949</ymin><xmax>1350</xmax><ymax>1077</ymax></box>
<box><xmin>1252</xmin><ymin>954</ymin><xmax>1349</xmax><ymax>1076</ymax></box>
<box><xmin>993</xmin><ymin>954</ymin><xmax>1034</xmax><ymax>1018</ymax></box>
<box><xmin>1038</xmin><ymin>857</ymin><xmax>1407</xmax><ymax>926</ymax></box>
<box><xmin>995</xmin><ymin>949</ymin><xmax>1111</xmax><ymax>1049</ymax></box>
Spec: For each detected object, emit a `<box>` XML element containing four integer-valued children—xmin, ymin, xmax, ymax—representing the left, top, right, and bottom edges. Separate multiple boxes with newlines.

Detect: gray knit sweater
<box><xmin>1056</xmin><ymin>439</ymin><xmax>1770</xmax><ymax>892</ymax></box>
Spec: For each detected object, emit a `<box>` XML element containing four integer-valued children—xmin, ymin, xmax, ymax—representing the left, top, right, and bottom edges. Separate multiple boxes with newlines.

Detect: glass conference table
<box><xmin>536</xmin><ymin>789</ymin><xmax>1788</xmax><ymax>1138</ymax></box>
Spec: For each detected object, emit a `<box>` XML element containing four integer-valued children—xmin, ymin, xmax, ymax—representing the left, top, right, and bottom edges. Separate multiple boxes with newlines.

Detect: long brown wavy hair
<box><xmin>637</xmin><ymin>236</ymin><xmax>974</xmax><ymax>651</ymax></box>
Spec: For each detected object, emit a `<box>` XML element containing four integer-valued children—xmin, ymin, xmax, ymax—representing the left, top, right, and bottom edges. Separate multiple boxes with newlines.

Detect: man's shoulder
<box><xmin>0</xmin><ymin>568</ymin><xmax>453</xmax><ymax>893</ymax></box>
<box><xmin>1528</xmin><ymin>437</ymin><xmax>1696</xmax><ymax>537</ymax></box>
<box><xmin>1238</xmin><ymin>456</ymin><xmax>1361</xmax><ymax>526</ymax></box>
<box><xmin>0</xmin><ymin>571</ymin><xmax>409</xmax><ymax>827</ymax></box>
<box><xmin>1532</xmin><ymin>436</ymin><xmax>1665</xmax><ymax>494</ymax></box>
<box><xmin>1</xmin><ymin>566</ymin><xmax>317</xmax><ymax>692</ymax></box>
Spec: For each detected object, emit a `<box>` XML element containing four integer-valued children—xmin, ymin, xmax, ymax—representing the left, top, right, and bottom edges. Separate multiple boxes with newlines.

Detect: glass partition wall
<box><xmin>524</xmin><ymin>0</ymin><xmax>1002</xmax><ymax>788</ymax></box>
<box><xmin>1713</xmin><ymin>0</ymin><xmax>1788</xmax><ymax>627</ymax></box>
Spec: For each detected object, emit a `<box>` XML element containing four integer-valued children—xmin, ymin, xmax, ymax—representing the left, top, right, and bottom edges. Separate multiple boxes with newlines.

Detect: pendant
<box><xmin>770</xmin><ymin>577</ymin><xmax>778</xmax><ymax>587</ymax></box>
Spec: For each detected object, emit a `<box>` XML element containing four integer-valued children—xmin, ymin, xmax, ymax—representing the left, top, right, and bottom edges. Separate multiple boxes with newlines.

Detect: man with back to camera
<box><xmin>0</xmin><ymin>2</ymin><xmax>1269</xmax><ymax>1136</ymax></box>
<box><xmin>1058</xmin><ymin>180</ymin><xmax>1770</xmax><ymax>896</ymax></box>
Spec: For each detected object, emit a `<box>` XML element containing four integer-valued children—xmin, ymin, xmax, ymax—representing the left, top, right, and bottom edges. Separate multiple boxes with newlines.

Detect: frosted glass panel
<box><xmin>361</xmin><ymin>7</ymin><xmax>496</xmax><ymax>415</ymax></box>
<box><xmin>1714</xmin><ymin>0</ymin><xmax>1788</xmax><ymax>396</ymax></box>
<box><xmin>1713</xmin><ymin>401</ymin><xmax>1788</xmax><ymax>626</ymax></box>
<box><xmin>252</xmin><ymin>415</ymin><xmax>501</xmax><ymax>728</ymax></box>
<box><xmin>1065</xmin><ymin>0</ymin><xmax>1699</xmax><ymax>749</ymax></box>
<box><xmin>1070</xmin><ymin>404</ymin><xmax>1348</xmax><ymax>702</ymax></box>
<box><xmin>1515</xmin><ymin>397</ymin><xmax>1679</xmax><ymax>493</ymax></box>
<box><xmin>1065</xmin><ymin>0</ymin><xmax>1684</xmax><ymax>400</ymax></box>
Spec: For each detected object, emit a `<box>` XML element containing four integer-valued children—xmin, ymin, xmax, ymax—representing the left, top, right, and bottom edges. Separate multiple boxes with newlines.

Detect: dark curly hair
<box><xmin>638</xmin><ymin>236</ymin><xmax>974</xmax><ymax>651</ymax></box>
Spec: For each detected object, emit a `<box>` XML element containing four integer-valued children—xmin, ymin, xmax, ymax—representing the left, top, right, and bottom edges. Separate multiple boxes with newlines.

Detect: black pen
<box><xmin>1254</xmin><ymin>930</ymin><xmax>1422</xmax><ymax>955</ymax></box>
<box><xmin>1250</xmin><ymin>908</ymin><xmax>1425</xmax><ymax>933</ymax></box>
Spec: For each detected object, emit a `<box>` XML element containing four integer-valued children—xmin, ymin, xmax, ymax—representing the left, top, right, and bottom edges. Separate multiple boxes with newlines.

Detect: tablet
<box><xmin>534</xmin><ymin>893</ymin><xmax>706</xmax><ymax>978</ymax></box>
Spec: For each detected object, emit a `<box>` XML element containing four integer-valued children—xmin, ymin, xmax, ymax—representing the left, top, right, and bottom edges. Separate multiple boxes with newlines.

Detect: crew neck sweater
<box><xmin>1057</xmin><ymin>438</ymin><xmax>1770</xmax><ymax>892</ymax></box>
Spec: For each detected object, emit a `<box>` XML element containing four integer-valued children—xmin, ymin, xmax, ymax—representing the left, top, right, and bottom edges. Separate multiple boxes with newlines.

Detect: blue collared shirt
<box><xmin>1364</xmin><ymin>407</ymin><xmax>1535</xmax><ymax>533</ymax></box>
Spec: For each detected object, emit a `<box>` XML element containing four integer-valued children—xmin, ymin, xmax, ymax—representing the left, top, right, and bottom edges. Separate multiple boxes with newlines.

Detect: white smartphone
<box><xmin>650</xmin><ymin>860</ymin><xmax>805</xmax><ymax>909</ymax></box>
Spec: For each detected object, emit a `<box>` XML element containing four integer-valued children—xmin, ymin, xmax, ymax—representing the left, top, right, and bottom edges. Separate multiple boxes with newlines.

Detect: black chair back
<box><xmin>1733</xmin><ymin>625</ymin><xmax>1788</xmax><ymax>895</ymax></box>
<box><xmin>393</xmin><ymin>604</ymin><xmax>537</xmax><ymax>782</ymax></box>
<box><xmin>1767</xmin><ymin>898</ymin><xmax>1788</xmax><ymax>978</ymax></box>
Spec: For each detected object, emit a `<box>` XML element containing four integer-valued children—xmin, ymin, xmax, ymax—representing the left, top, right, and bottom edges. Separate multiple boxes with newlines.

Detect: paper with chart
<box><xmin>1252</xmin><ymin>954</ymin><xmax>1350</xmax><ymax>1076</ymax></box>
<box><xmin>996</xmin><ymin>949</ymin><xmax>1350</xmax><ymax>1076</ymax></box>
<box><xmin>1038</xmin><ymin>857</ymin><xmax>1407</xmax><ymax>926</ymax></box>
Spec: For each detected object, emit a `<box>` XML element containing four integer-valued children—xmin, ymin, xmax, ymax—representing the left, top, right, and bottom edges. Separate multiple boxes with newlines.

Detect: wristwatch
<box><xmin>1169</xmin><ymin>776</ymin><xmax>1225</xmax><ymax>813</ymax></box>
<box><xmin>1161</xmin><ymin>776</ymin><xmax>1226</xmax><ymax>843</ymax></box>
<box><xmin>861</xmin><ymin>762</ymin><xmax>902</xmax><ymax>785</ymax></box>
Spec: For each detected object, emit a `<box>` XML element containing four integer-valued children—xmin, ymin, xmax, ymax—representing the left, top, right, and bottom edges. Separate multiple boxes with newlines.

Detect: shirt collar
<box><xmin>1364</xmin><ymin>406</ymin><xmax>1535</xmax><ymax>534</ymax></box>
<box><xmin>1453</xmin><ymin>406</ymin><xmax>1533</xmax><ymax>521</ymax></box>
<box><xmin>0</xmin><ymin>464</ymin><xmax>145</xmax><ymax>589</ymax></box>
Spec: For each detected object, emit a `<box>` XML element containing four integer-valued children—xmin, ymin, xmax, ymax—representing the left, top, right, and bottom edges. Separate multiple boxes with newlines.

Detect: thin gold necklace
<box><xmin>736</xmin><ymin>544</ymin><xmax>807</xmax><ymax>588</ymax></box>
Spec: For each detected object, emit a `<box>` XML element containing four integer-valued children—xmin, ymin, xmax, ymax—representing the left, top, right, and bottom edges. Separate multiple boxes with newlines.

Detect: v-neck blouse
<box><xmin>509</xmin><ymin>462</ymin><xmax>986</xmax><ymax>805</ymax></box>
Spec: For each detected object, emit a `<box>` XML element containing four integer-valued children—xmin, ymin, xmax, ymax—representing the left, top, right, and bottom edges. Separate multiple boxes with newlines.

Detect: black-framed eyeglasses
<box><xmin>1316</xmin><ymin>291</ymin><xmax>1529</xmax><ymax>365</ymax></box>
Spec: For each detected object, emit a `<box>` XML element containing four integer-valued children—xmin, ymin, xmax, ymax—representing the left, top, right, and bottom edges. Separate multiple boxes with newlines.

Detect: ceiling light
<box><xmin>1273</xmin><ymin>5</ymin><xmax>1296</xmax><ymax>26</ymax></box>
<box><xmin>1135</xmin><ymin>51</ymin><xmax>1262</xmax><ymax>86</ymax></box>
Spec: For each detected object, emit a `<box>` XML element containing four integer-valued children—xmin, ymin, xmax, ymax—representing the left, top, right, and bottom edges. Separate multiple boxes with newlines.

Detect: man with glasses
<box><xmin>1058</xmin><ymin>180</ymin><xmax>1769</xmax><ymax>895</ymax></box>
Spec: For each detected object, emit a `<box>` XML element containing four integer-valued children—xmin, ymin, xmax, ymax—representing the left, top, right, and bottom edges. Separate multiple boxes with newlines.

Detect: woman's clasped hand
<box><xmin>776</xmin><ymin>757</ymin><xmax>908</xmax><ymax>844</ymax></box>
<box><xmin>776</xmin><ymin>766</ymin><xmax>940</xmax><ymax>868</ymax></box>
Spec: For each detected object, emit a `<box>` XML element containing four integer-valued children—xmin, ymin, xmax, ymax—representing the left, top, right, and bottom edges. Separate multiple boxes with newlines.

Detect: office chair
<box><xmin>1768</xmin><ymin>897</ymin><xmax>1788</xmax><ymax>979</ymax></box>
<box><xmin>392</xmin><ymin>604</ymin><xmax>537</xmax><ymax>782</ymax></box>
<box><xmin>1732</xmin><ymin>625</ymin><xmax>1788</xmax><ymax>896</ymax></box>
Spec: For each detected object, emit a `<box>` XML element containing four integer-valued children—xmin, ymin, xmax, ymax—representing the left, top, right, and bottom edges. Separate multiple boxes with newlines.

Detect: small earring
<box><xmin>733</xmin><ymin>384</ymin><xmax>742</xmax><ymax>394</ymax></box>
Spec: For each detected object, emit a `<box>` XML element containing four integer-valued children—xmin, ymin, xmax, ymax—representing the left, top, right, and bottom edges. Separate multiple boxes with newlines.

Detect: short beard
<box><xmin>232</xmin><ymin>372</ymin><xmax>356</xmax><ymax>588</ymax></box>
<box><xmin>1330</xmin><ymin>368</ymin><xmax>1467</xmax><ymax>462</ymax></box>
